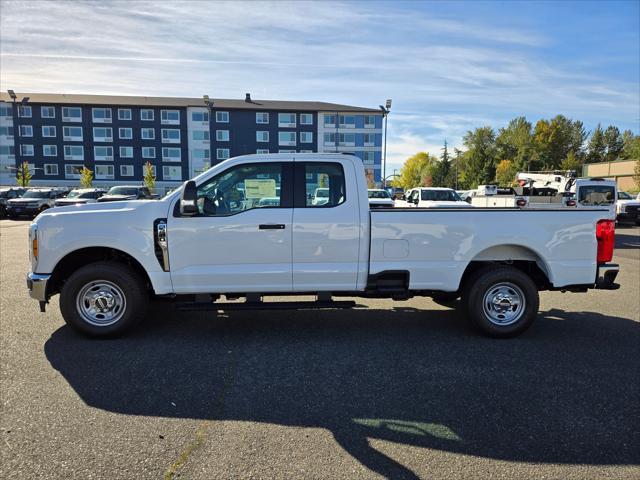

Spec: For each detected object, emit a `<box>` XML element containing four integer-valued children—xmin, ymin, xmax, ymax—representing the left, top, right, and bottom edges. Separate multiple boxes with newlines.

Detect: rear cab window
<box><xmin>295</xmin><ymin>162</ymin><xmax>346</xmax><ymax>208</ymax></box>
<box><xmin>578</xmin><ymin>185</ymin><xmax>615</xmax><ymax>206</ymax></box>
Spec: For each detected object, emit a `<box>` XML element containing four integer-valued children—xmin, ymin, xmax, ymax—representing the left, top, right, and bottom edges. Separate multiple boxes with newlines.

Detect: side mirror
<box><xmin>180</xmin><ymin>180</ymin><xmax>198</xmax><ymax>216</ymax></box>
<box><xmin>413</xmin><ymin>197</ymin><xmax>419</xmax><ymax>204</ymax></box>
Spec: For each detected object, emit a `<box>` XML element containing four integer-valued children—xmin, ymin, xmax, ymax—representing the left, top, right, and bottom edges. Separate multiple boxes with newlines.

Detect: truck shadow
<box><xmin>44</xmin><ymin>305</ymin><xmax>640</xmax><ymax>478</ymax></box>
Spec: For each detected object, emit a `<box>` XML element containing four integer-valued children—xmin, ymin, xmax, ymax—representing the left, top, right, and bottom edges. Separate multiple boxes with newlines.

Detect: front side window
<box><xmin>278</xmin><ymin>113</ymin><xmax>296</xmax><ymax>127</ymax></box>
<box><xmin>216</xmin><ymin>130</ymin><xmax>230</xmax><ymax>141</ymax></box>
<box><xmin>41</xmin><ymin>106</ymin><xmax>55</xmax><ymax>118</ymax></box>
<box><xmin>301</xmin><ymin>162</ymin><xmax>345</xmax><ymax>208</ymax></box>
<box><xmin>118</xmin><ymin>108</ymin><xmax>132</xmax><ymax>120</ymax></box>
<box><xmin>196</xmin><ymin>162</ymin><xmax>284</xmax><ymax>216</ymax></box>
<box><xmin>141</xmin><ymin>109</ymin><xmax>154</xmax><ymax>121</ymax></box>
<box><xmin>216</xmin><ymin>111</ymin><xmax>229</xmax><ymax>123</ymax></box>
<box><xmin>256</xmin><ymin>112</ymin><xmax>269</xmax><ymax>124</ymax></box>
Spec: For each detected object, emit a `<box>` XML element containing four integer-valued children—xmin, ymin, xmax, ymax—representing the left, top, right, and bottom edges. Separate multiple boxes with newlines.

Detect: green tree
<box><xmin>561</xmin><ymin>151</ymin><xmax>581</xmax><ymax>172</ymax></box>
<box><xmin>634</xmin><ymin>159</ymin><xmax>640</xmax><ymax>191</ymax></box>
<box><xmin>496</xmin><ymin>117</ymin><xmax>534</xmax><ymax>172</ymax></box>
<box><xmin>143</xmin><ymin>161</ymin><xmax>156</xmax><ymax>192</ymax></box>
<box><xmin>586</xmin><ymin>124</ymin><xmax>606</xmax><ymax>163</ymax></box>
<box><xmin>603</xmin><ymin>125</ymin><xmax>624</xmax><ymax>162</ymax></box>
<box><xmin>495</xmin><ymin>159</ymin><xmax>517</xmax><ymax>186</ymax></box>
<box><xmin>79</xmin><ymin>167</ymin><xmax>93</xmax><ymax>188</ymax></box>
<box><xmin>397</xmin><ymin>152</ymin><xmax>434</xmax><ymax>189</ymax></box>
<box><xmin>16</xmin><ymin>161</ymin><xmax>32</xmax><ymax>187</ymax></box>
<box><xmin>533</xmin><ymin>115</ymin><xmax>576</xmax><ymax>170</ymax></box>
<box><xmin>620</xmin><ymin>130</ymin><xmax>640</xmax><ymax>160</ymax></box>
<box><xmin>461</xmin><ymin>126</ymin><xmax>497</xmax><ymax>188</ymax></box>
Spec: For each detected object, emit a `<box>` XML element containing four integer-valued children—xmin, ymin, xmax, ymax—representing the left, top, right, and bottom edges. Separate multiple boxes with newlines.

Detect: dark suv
<box><xmin>97</xmin><ymin>186</ymin><xmax>154</xmax><ymax>203</ymax></box>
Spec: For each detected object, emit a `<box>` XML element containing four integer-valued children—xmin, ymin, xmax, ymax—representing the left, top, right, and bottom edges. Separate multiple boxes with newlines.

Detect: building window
<box><xmin>63</xmin><ymin>126</ymin><xmax>83</xmax><ymax>141</ymax></box>
<box><xmin>161</xmin><ymin>109</ymin><xmax>180</xmax><ymax>124</ymax></box>
<box><xmin>256</xmin><ymin>112</ymin><xmax>269</xmax><ymax>124</ymax></box>
<box><xmin>95</xmin><ymin>164</ymin><xmax>115</xmax><ymax>180</ymax></box>
<box><xmin>42</xmin><ymin>125</ymin><xmax>57</xmax><ymax>137</ymax></box>
<box><xmin>364</xmin><ymin>115</ymin><xmax>376</xmax><ymax>128</ymax></box>
<box><xmin>119</xmin><ymin>146</ymin><xmax>133</xmax><ymax>158</ymax></box>
<box><xmin>216</xmin><ymin>148</ymin><xmax>230</xmax><ymax>160</ymax></box>
<box><xmin>92</xmin><ymin>108</ymin><xmax>112</xmax><ymax>123</ymax></box>
<box><xmin>18</xmin><ymin>106</ymin><xmax>32</xmax><ymax>118</ymax></box>
<box><xmin>94</xmin><ymin>146</ymin><xmax>114</xmax><ymax>160</ymax></box>
<box><xmin>65</xmin><ymin>164</ymin><xmax>83</xmax><ymax>179</ymax></box>
<box><xmin>118</xmin><ymin>108</ymin><xmax>132</xmax><ymax>120</ymax></box>
<box><xmin>43</xmin><ymin>145</ymin><xmax>58</xmax><ymax>157</ymax></box>
<box><xmin>339</xmin><ymin>115</ymin><xmax>355</xmax><ymax>128</ymax></box>
<box><xmin>216</xmin><ymin>130</ymin><xmax>230</xmax><ymax>141</ymax></box>
<box><xmin>0</xmin><ymin>105</ymin><xmax>12</xmax><ymax>117</ymax></box>
<box><xmin>278</xmin><ymin>131</ymin><xmax>296</xmax><ymax>146</ymax></box>
<box><xmin>216</xmin><ymin>111</ymin><xmax>229</xmax><ymax>123</ymax></box>
<box><xmin>324</xmin><ymin>114</ymin><xmax>336</xmax><ymax>127</ymax></box>
<box><xmin>19</xmin><ymin>125</ymin><xmax>33</xmax><ymax>137</ymax></box>
<box><xmin>64</xmin><ymin>145</ymin><xmax>84</xmax><ymax>160</ymax></box>
<box><xmin>44</xmin><ymin>164</ymin><xmax>58</xmax><ymax>175</ymax></box>
<box><xmin>162</xmin><ymin>165</ymin><xmax>182</xmax><ymax>181</ymax></box>
<box><xmin>141</xmin><ymin>109</ymin><xmax>154</xmax><ymax>121</ymax></box>
<box><xmin>119</xmin><ymin>127</ymin><xmax>133</xmax><ymax>139</ymax></box>
<box><xmin>162</xmin><ymin>147</ymin><xmax>181</xmax><ymax>161</ymax></box>
<box><xmin>364</xmin><ymin>133</ymin><xmax>375</xmax><ymax>146</ymax></box>
<box><xmin>62</xmin><ymin>107</ymin><xmax>82</xmax><ymax>122</ymax></box>
<box><xmin>256</xmin><ymin>131</ymin><xmax>269</xmax><ymax>142</ymax></box>
<box><xmin>300</xmin><ymin>132</ymin><xmax>313</xmax><ymax>143</ymax></box>
<box><xmin>278</xmin><ymin>113</ymin><xmax>296</xmax><ymax>128</ymax></box>
<box><xmin>363</xmin><ymin>151</ymin><xmax>375</xmax><ymax>163</ymax></box>
<box><xmin>192</xmin><ymin>149</ymin><xmax>210</xmax><ymax>161</ymax></box>
<box><xmin>93</xmin><ymin>127</ymin><xmax>113</xmax><ymax>142</ymax></box>
<box><xmin>191</xmin><ymin>111</ymin><xmax>209</xmax><ymax>122</ymax></box>
<box><xmin>161</xmin><ymin>129</ymin><xmax>181</xmax><ymax>143</ymax></box>
<box><xmin>141</xmin><ymin>128</ymin><xmax>155</xmax><ymax>140</ymax></box>
<box><xmin>278</xmin><ymin>149</ymin><xmax>295</xmax><ymax>153</ymax></box>
<box><xmin>142</xmin><ymin>147</ymin><xmax>156</xmax><ymax>158</ymax></box>
<box><xmin>256</xmin><ymin>149</ymin><xmax>270</xmax><ymax>154</ymax></box>
<box><xmin>21</xmin><ymin>144</ymin><xmax>34</xmax><ymax>156</ymax></box>
<box><xmin>41</xmin><ymin>106</ymin><xmax>55</xmax><ymax>118</ymax></box>
<box><xmin>323</xmin><ymin>133</ymin><xmax>336</xmax><ymax>146</ymax></box>
<box><xmin>300</xmin><ymin>113</ymin><xmax>313</xmax><ymax>125</ymax></box>
<box><xmin>339</xmin><ymin>133</ymin><xmax>355</xmax><ymax>146</ymax></box>
<box><xmin>192</xmin><ymin>130</ymin><xmax>209</xmax><ymax>141</ymax></box>
<box><xmin>0</xmin><ymin>126</ymin><xmax>14</xmax><ymax>137</ymax></box>
<box><xmin>120</xmin><ymin>165</ymin><xmax>134</xmax><ymax>177</ymax></box>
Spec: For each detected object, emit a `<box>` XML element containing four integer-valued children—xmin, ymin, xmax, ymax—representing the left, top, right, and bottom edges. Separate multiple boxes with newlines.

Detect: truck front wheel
<box><xmin>60</xmin><ymin>261</ymin><xmax>147</xmax><ymax>337</ymax></box>
<box><xmin>463</xmin><ymin>266</ymin><xmax>539</xmax><ymax>338</ymax></box>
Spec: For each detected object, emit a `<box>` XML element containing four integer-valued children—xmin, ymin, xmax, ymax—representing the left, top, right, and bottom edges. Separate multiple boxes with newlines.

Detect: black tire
<box><xmin>463</xmin><ymin>266</ymin><xmax>539</xmax><ymax>338</ymax></box>
<box><xmin>60</xmin><ymin>261</ymin><xmax>147</xmax><ymax>338</ymax></box>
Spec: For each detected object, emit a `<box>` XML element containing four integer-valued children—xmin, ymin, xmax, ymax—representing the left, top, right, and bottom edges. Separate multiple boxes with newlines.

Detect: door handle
<box><xmin>259</xmin><ymin>224</ymin><xmax>285</xmax><ymax>230</ymax></box>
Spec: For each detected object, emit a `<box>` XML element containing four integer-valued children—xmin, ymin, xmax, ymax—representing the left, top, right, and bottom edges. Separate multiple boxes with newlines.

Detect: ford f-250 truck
<box><xmin>26</xmin><ymin>153</ymin><xmax>619</xmax><ymax>338</ymax></box>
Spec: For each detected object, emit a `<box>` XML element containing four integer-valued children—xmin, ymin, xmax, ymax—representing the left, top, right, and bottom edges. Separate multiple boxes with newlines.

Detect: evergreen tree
<box><xmin>462</xmin><ymin>126</ymin><xmax>496</xmax><ymax>188</ymax></box>
<box><xmin>603</xmin><ymin>125</ymin><xmax>624</xmax><ymax>162</ymax></box>
<box><xmin>587</xmin><ymin>124</ymin><xmax>606</xmax><ymax>163</ymax></box>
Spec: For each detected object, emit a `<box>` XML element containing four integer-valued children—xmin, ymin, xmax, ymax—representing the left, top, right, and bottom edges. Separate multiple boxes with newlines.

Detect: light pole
<box><xmin>379</xmin><ymin>99</ymin><xmax>391</xmax><ymax>188</ymax></box>
<box><xmin>203</xmin><ymin>95</ymin><xmax>214</xmax><ymax>172</ymax></box>
<box><xmin>7</xmin><ymin>90</ymin><xmax>30</xmax><ymax>185</ymax></box>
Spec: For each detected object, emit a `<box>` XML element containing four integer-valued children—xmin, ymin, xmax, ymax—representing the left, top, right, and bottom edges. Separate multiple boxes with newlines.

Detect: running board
<box><xmin>175</xmin><ymin>300</ymin><xmax>356</xmax><ymax>312</ymax></box>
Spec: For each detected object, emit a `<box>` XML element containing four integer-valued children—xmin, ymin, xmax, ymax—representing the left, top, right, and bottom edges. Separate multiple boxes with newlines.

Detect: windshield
<box><xmin>108</xmin><ymin>187</ymin><xmax>138</xmax><ymax>196</ymax></box>
<box><xmin>578</xmin><ymin>186</ymin><xmax>615</xmax><ymax>206</ymax></box>
<box><xmin>0</xmin><ymin>191</ymin><xmax>7</xmax><ymax>199</ymax></box>
<box><xmin>66</xmin><ymin>191</ymin><xmax>82</xmax><ymax>198</ymax></box>
<box><xmin>368</xmin><ymin>190</ymin><xmax>390</xmax><ymax>199</ymax></box>
<box><xmin>23</xmin><ymin>190</ymin><xmax>51</xmax><ymax>199</ymax></box>
<box><xmin>618</xmin><ymin>191</ymin><xmax>632</xmax><ymax>200</ymax></box>
<box><xmin>421</xmin><ymin>190</ymin><xmax>461</xmax><ymax>202</ymax></box>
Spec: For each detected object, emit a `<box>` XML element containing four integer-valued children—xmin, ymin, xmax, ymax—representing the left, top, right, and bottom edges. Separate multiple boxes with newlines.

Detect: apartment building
<box><xmin>0</xmin><ymin>92</ymin><xmax>384</xmax><ymax>189</ymax></box>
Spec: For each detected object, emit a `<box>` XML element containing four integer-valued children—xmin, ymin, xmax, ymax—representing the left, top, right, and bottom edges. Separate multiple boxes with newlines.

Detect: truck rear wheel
<box><xmin>463</xmin><ymin>266</ymin><xmax>539</xmax><ymax>338</ymax></box>
<box><xmin>60</xmin><ymin>261</ymin><xmax>147</xmax><ymax>338</ymax></box>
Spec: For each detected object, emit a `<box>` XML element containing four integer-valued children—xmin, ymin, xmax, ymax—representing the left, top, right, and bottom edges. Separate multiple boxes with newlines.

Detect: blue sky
<box><xmin>0</xmin><ymin>0</ymin><xmax>638</xmax><ymax>172</ymax></box>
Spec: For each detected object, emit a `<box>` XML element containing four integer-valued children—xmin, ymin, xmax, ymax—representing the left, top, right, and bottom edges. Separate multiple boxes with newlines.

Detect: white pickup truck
<box><xmin>26</xmin><ymin>153</ymin><xmax>619</xmax><ymax>339</ymax></box>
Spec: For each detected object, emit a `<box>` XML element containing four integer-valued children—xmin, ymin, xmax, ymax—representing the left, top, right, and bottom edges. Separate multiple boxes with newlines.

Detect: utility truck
<box><xmin>26</xmin><ymin>154</ymin><xmax>619</xmax><ymax>339</ymax></box>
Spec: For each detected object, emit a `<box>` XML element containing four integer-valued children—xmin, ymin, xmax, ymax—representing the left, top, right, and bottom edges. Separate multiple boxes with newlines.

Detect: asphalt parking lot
<box><xmin>1</xmin><ymin>219</ymin><xmax>638</xmax><ymax>480</ymax></box>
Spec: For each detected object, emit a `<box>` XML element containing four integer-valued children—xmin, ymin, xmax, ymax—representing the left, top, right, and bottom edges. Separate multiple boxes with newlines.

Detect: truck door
<box><xmin>292</xmin><ymin>160</ymin><xmax>361</xmax><ymax>291</ymax></box>
<box><xmin>168</xmin><ymin>161</ymin><xmax>294</xmax><ymax>293</ymax></box>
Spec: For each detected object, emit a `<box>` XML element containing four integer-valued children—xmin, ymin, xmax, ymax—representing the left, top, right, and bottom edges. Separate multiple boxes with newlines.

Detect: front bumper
<box><xmin>8</xmin><ymin>205</ymin><xmax>41</xmax><ymax>216</ymax></box>
<box><xmin>595</xmin><ymin>263</ymin><xmax>619</xmax><ymax>290</ymax></box>
<box><xmin>27</xmin><ymin>272</ymin><xmax>51</xmax><ymax>307</ymax></box>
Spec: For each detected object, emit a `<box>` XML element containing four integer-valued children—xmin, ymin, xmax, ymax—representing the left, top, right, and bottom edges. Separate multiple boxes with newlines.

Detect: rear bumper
<box><xmin>595</xmin><ymin>263</ymin><xmax>619</xmax><ymax>290</ymax></box>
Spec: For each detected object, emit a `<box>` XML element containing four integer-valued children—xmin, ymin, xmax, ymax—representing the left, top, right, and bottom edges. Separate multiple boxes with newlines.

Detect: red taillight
<box><xmin>596</xmin><ymin>219</ymin><xmax>615</xmax><ymax>264</ymax></box>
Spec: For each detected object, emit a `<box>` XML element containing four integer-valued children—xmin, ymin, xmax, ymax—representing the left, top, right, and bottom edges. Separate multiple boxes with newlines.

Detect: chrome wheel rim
<box><xmin>482</xmin><ymin>282</ymin><xmax>526</xmax><ymax>326</ymax></box>
<box><xmin>76</xmin><ymin>280</ymin><xmax>126</xmax><ymax>326</ymax></box>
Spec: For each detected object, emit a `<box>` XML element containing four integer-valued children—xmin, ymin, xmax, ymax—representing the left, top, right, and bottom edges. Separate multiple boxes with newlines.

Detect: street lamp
<box><xmin>379</xmin><ymin>99</ymin><xmax>391</xmax><ymax>188</ymax></box>
<box><xmin>7</xmin><ymin>90</ymin><xmax>30</xmax><ymax>182</ymax></box>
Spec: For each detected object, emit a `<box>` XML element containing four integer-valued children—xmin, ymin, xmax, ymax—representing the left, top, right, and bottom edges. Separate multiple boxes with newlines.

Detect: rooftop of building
<box><xmin>0</xmin><ymin>91</ymin><xmax>382</xmax><ymax>113</ymax></box>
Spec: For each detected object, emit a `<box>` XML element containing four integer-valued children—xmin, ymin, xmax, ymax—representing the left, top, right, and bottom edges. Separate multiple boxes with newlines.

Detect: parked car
<box><xmin>27</xmin><ymin>153</ymin><xmax>619</xmax><ymax>340</ymax></box>
<box><xmin>405</xmin><ymin>187</ymin><xmax>472</xmax><ymax>208</ymax></box>
<box><xmin>311</xmin><ymin>187</ymin><xmax>330</xmax><ymax>206</ymax></box>
<box><xmin>6</xmin><ymin>188</ymin><xmax>67</xmax><ymax>218</ymax></box>
<box><xmin>367</xmin><ymin>189</ymin><xmax>395</xmax><ymax>208</ymax></box>
<box><xmin>97</xmin><ymin>186</ymin><xmax>154</xmax><ymax>202</ymax></box>
<box><xmin>0</xmin><ymin>187</ymin><xmax>27</xmax><ymax>218</ymax></box>
<box><xmin>615</xmin><ymin>191</ymin><xmax>640</xmax><ymax>225</ymax></box>
<box><xmin>391</xmin><ymin>187</ymin><xmax>404</xmax><ymax>200</ymax></box>
<box><xmin>55</xmin><ymin>188</ymin><xmax>106</xmax><ymax>207</ymax></box>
